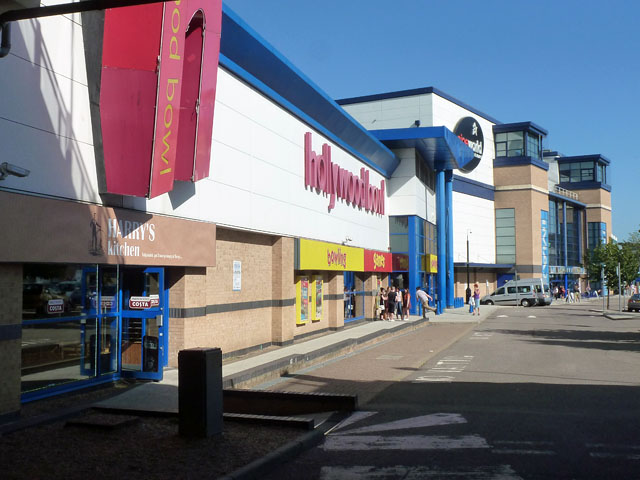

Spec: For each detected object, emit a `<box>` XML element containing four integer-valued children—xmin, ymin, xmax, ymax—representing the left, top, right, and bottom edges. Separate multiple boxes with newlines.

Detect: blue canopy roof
<box><xmin>371</xmin><ymin>127</ymin><xmax>475</xmax><ymax>171</ymax></box>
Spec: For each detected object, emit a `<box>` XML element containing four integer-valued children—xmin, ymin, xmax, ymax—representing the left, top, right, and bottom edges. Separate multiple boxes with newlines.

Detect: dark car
<box><xmin>628</xmin><ymin>294</ymin><xmax>640</xmax><ymax>312</ymax></box>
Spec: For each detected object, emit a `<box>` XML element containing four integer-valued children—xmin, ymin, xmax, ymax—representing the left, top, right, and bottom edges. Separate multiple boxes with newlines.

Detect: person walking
<box><xmin>415</xmin><ymin>287</ymin><xmax>436</xmax><ymax>319</ymax></box>
<box><xmin>381</xmin><ymin>288</ymin><xmax>389</xmax><ymax>321</ymax></box>
<box><xmin>472</xmin><ymin>283</ymin><xmax>481</xmax><ymax>316</ymax></box>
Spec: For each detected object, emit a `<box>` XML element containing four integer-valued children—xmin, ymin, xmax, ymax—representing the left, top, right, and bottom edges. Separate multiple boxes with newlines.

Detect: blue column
<box><xmin>563</xmin><ymin>201</ymin><xmax>568</xmax><ymax>291</ymax></box>
<box><xmin>445</xmin><ymin>170</ymin><xmax>454</xmax><ymax>308</ymax></box>
<box><xmin>408</xmin><ymin>216</ymin><xmax>420</xmax><ymax>316</ymax></box>
<box><xmin>436</xmin><ymin>169</ymin><xmax>446</xmax><ymax>314</ymax></box>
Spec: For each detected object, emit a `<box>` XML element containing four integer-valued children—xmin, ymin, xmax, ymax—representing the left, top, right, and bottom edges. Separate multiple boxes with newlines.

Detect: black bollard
<box><xmin>178</xmin><ymin>347</ymin><xmax>223</xmax><ymax>437</ymax></box>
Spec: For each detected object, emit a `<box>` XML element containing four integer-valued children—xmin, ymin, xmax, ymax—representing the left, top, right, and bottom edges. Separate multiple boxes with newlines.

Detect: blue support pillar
<box><xmin>563</xmin><ymin>201</ymin><xmax>568</xmax><ymax>291</ymax></box>
<box><xmin>445</xmin><ymin>170</ymin><xmax>454</xmax><ymax>308</ymax></box>
<box><xmin>408</xmin><ymin>216</ymin><xmax>420</xmax><ymax>316</ymax></box>
<box><xmin>436</xmin><ymin>170</ymin><xmax>446</xmax><ymax>314</ymax></box>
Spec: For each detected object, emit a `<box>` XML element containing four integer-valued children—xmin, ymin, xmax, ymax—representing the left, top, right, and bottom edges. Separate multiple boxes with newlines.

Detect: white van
<box><xmin>480</xmin><ymin>278</ymin><xmax>552</xmax><ymax>307</ymax></box>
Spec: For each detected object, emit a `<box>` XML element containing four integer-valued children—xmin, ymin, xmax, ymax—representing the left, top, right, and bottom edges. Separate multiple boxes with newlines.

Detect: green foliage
<box><xmin>585</xmin><ymin>234</ymin><xmax>640</xmax><ymax>298</ymax></box>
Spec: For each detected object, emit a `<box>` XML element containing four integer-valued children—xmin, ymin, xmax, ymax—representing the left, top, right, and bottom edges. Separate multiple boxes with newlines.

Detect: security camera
<box><xmin>0</xmin><ymin>162</ymin><xmax>30</xmax><ymax>180</ymax></box>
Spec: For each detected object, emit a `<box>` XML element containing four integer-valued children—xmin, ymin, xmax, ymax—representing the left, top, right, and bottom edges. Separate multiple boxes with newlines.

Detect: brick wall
<box><xmin>0</xmin><ymin>264</ymin><xmax>22</xmax><ymax>417</ymax></box>
<box><xmin>167</xmin><ymin>229</ymin><xmax>298</xmax><ymax>364</ymax></box>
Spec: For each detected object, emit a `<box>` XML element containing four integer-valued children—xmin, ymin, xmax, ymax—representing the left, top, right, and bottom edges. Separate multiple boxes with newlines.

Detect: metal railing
<box><xmin>554</xmin><ymin>185</ymin><xmax>579</xmax><ymax>201</ymax></box>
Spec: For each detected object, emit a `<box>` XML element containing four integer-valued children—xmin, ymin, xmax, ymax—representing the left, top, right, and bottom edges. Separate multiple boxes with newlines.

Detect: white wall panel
<box><xmin>142</xmin><ymin>68</ymin><xmax>389</xmax><ymax>251</ymax></box>
<box><xmin>431</xmin><ymin>95</ymin><xmax>495</xmax><ymax>187</ymax></box>
<box><xmin>452</xmin><ymin>192</ymin><xmax>496</xmax><ymax>265</ymax></box>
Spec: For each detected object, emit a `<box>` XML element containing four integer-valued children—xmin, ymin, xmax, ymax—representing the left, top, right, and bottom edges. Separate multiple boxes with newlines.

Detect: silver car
<box><xmin>628</xmin><ymin>294</ymin><xmax>640</xmax><ymax>312</ymax></box>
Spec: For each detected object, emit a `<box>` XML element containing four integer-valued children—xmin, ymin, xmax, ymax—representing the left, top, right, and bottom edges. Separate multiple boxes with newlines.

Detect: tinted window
<box><xmin>494</xmin><ymin>287</ymin><xmax>505</xmax><ymax>295</ymax></box>
<box><xmin>507</xmin><ymin>287</ymin><xmax>516</xmax><ymax>294</ymax></box>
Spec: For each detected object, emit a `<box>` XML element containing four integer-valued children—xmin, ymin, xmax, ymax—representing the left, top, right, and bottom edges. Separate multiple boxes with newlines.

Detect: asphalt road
<box><xmin>264</xmin><ymin>301</ymin><xmax>640</xmax><ymax>479</ymax></box>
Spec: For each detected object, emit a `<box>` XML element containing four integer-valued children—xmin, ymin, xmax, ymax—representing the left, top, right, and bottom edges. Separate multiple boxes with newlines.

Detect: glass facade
<box><xmin>415</xmin><ymin>158</ymin><xmax>435</xmax><ymax>190</ymax></box>
<box><xmin>588</xmin><ymin>222</ymin><xmax>607</xmax><ymax>251</ymax></box>
<box><xmin>495</xmin><ymin>132</ymin><xmax>524</xmax><ymax>157</ymax></box>
<box><xmin>559</xmin><ymin>160</ymin><xmax>607</xmax><ymax>184</ymax></box>
<box><xmin>526</xmin><ymin>133</ymin><xmax>542</xmax><ymax>162</ymax></box>
<box><xmin>21</xmin><ymin>264</ymin><xmax>120</xmax><ymax>395</ymax></box>
<box><xmin>548</xmin><ymin>199</ymin><xmax>585</xmax><ymax>267</ymax></box>
<box><xmin>495</xmin><ymin>130</ymin><xmax>542</xmax><ymax>161</ymax></box>
<box><xmin>495</xmin><ymin>208</ymin><xmax>516</xmax><ymax>264</ymax></box>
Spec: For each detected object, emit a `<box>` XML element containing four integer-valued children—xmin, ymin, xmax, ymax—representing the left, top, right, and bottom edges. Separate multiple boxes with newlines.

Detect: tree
<box><xmin>585</xmin><ymin>237</ymin><xmax>640</xmax><ymax>309</ymax></box>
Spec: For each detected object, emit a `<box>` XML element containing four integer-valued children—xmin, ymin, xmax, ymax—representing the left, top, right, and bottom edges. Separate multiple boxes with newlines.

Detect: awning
<box><xmin>372</xmin><ymin>127</ymin><xmax>475</xmax><ymax>171</ymax></box>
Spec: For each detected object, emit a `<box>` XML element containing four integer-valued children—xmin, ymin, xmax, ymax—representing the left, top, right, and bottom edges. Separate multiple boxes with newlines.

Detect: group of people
<box><xmin>553</xmin><ymin>283</ymin><xmax>582</xmax><ymax>303</ymax></box>
<box><xmin>376</xmin><ymin>286</ymin><xmax>438</xmax><ymax>321</ymax></box>
<box><xmin>376</xmin><ymin>286</ymin><xmax>410</xmax><ymax>321</ymax></box>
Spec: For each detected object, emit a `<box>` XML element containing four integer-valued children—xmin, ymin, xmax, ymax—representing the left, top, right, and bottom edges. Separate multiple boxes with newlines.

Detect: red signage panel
<box><xmin>97</xmin><ymin>0</ymin><xmax>222</xmax><ymax>198</ymax></box>
<box><xmin>364</xmin><ymin>250</ymin><xmax>392</xmax><ymax>272</ymax></box>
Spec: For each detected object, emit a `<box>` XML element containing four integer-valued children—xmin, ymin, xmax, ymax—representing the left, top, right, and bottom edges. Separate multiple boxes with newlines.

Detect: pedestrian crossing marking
<box><xmin>333</xmin><ymin>413</ymin><xmax>466</xmax><ymax>436</ymax></box>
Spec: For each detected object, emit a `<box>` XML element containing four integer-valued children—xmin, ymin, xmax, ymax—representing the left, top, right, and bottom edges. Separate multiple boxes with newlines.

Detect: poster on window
<box><xmin>313</xmin><ymin>276</ymin><xmax>323</xmax><ymax>321</ymax></box>
<box><xmin>298</xmin><ymin>277</ymin><xmax>309</xmax><ymax>324</ymax></box>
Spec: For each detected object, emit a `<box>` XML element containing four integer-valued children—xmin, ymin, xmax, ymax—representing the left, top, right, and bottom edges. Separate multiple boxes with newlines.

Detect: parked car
<box><xmin>628</xmin><ymin>294</ymin><xmax>640</xmax><ymax>312</ymax></box>
<box><xmin>23</xmin><ymin>283</ymin><xmax>67</xmax><ymax>315</ymax></box>
<box><xmin>481</xmin><ymin>278</ymin><xmax>552</xmax><ymax>307</ymax></box>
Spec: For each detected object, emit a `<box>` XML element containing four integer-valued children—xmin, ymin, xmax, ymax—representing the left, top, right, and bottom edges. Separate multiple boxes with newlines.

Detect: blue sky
<box><xmin>225</xmin><ymin>0</ymin><xmax>640</xmax><ymax>241</ymax></box>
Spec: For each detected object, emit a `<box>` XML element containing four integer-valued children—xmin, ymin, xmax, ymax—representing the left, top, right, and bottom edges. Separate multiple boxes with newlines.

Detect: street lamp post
<box><xmin>466</xmin><ymin>230</ymin><xmax>472</xmax><ymax>304</ymax></box>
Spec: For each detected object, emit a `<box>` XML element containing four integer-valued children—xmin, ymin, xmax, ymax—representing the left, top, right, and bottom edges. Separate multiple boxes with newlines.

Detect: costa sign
<box><xmin>93</xmin><ymin>0</ymin><xmax>222</xmax><ymax>198</ymax></box>
<box><xmin>453</xmin><ymin>117</ymin><xmax>483</xmax><ymax>173</ymax></box>
<box><xmin>304</xmin><ymin>133</ymin><xmax>385</xmax><ymax>214</ymax></box>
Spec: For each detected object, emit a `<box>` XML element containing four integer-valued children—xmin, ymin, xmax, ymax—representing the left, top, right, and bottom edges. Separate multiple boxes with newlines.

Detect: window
<box><xmin>415</xmin><ymin>157</ymin><xmax>435</xmax><ymax>190</ymax></box>
<box><xmin>526</xmin><ymin>133</ymin><xmax>541</xmax><ymax>161</ymax></box>
<box><xmin>496</xmin><ymin>208</ymin><xmax>516</xmax><ymax>264</ymax></box>
<box><xmin>517</xmin><ymin>285</ymin><xmax>531</xmax><ymax>294</ymax></box>
<box><xmin>507</xmin><ymin>287</ymin><xmax>517</xmax><ymax>294</ymax></box>
<box><xmin>495</xmin><ymin>132</ymin><xmax>524</xmax><ymax>157</ymax></box>
<box><xmin>494</xmin><ymin>287</ymin><xmax>505</xmax><ymax>296</ymax></box>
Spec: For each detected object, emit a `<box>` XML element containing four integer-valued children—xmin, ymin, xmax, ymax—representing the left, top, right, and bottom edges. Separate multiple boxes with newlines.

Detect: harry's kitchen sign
<box><xmin>304</xmin><ymin>132</ymin><xmax>385</xmax><ymax>214</ymax></box>
<box><xmin>0</xmin><ymin>191</ymin><xmax>216</xmax><ymax>267</ymax></box>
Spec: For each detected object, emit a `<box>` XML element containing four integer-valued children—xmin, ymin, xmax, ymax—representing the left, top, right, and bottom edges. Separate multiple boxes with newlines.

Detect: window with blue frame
<box><xmin>588</xmin><ymin>222</ymin><xmax>607</xmax><ymax>251</ymax></box>
<box><xmin>21</xmin><ymin>264</ymin><xmax>120</xmax><ymax>396</ymax></box>
<box><xmin>495</xmin><ymin>208</ymin><xmax>516</xmax><ymax>264</ymax></box>
<box><xmin>495</xmin><ymin>132</ymin><xmax>524</xmax><ymax>157</ymax></box>
<box><xmin>526</xmin><ymin>132</ymin><xmax>542</xmax><ymax>162</ymax></box>
<box><xmin>549</xmin><ymin>200</ymin><xmax>559</xmax><ymax>266</ymax></box>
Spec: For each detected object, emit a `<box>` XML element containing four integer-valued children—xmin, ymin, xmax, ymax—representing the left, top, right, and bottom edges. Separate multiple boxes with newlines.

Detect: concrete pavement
<box><xmin>96</xmin><ymin>304</ymin><xmax>500</xmax><ymax>414</ymax></box>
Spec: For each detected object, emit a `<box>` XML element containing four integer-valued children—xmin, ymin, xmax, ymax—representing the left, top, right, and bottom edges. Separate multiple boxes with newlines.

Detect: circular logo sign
<box><xmin>453</xmin><ymin>117</ymin><xmax>483</xmax><ymax>173</ymax></box>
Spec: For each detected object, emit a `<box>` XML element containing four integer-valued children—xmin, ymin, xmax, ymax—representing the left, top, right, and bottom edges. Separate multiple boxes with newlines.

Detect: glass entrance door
<box><xmin>120</xmin><ymin>267</ymin><xmax>165</xmax><ymax>381</ymax></box>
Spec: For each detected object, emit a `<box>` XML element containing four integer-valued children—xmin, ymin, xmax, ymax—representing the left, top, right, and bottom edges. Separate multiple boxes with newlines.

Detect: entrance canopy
<box><xmin>372</xmin><ymin>127</ymin><xmax>475</xmax><ymax>172</ymax></box>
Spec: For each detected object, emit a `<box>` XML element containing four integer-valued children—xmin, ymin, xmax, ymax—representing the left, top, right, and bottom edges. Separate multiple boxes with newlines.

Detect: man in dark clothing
<box><xmin>387</xmin><ymin>286</ymin><xmax>397</xmax><ymax>320</ymax></box>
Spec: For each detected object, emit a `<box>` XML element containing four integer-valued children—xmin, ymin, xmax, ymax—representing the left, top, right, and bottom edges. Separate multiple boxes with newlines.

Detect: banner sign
<box><xmin>0</xmin><ymin>191</ymin><xmax>216</xmax><ymax>267</ymax></box>
<box><xmin>96</xmin><ymin>0</ymin><xmax>222</xmax><ymax>198</ymax></box>
<box><xmin>541</xmin><ymin>210</ymin><xmax>549</xmax><ymax>285</ymax></box>
<box><xmin>297</xmin><ymin>239</ymin><xmax>364</xmax><ymax>272</ymax></box>
<box><xmin>425</xmin><ymin>254</ymin><xmax>438</xmax><ymax>273</ymax></box>
<box><xmin>364</xmin><ymin>250</ymin><xmax>392</xmax><ymax>272</ymax></box>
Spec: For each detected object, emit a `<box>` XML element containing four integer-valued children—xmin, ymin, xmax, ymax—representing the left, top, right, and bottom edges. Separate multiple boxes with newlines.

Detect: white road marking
<box><xmin>376</xmin><ymin>355</ymin><xmax>404</xmax><ymax>360</ymax></box>
<box><xmin>329</xmin><ymin>411</ymin><xmax>378</xmax><ymax>434</ymax></box>
<box><xmin>320</xmin><ymin>465</ymin><xmax>523</xmax><ymax>479</ymax></box>
<box><xmin>497</xmin><ymin>314</ymin><xmax>509</xmax><ymax>318</ymax></box>
<box><xmin>590</xmin><ymin>452</ymin><xmax>640</xmax><ymax>460</ymax></box>
<box><xmin>413</xmin><ymin>376</ymin><xmax>454</xmax><ymax>383</ymax></box>
<box><xmin>527</xmin><ymin>315</ymin><xmax>536</xmax><ymax>318</ymax></box>
<box><xmin>493</xmin><ymin>449</ymin><xmax>556</xmax><ymax>456</ymax></box>
<box><xmin>322</xmin><ymin>434</ymin><xmax>490</xmax><ymax>451</ymax></box>
<box><xmin>471</xmin><ymin>332</ymin><xmax>493</xmax><ymax>340</ymax></box>
<box><xmin>586</xmin><ymin>443</ymin><xmax>640</xmax><ymax>460</ymax></box>
<box><xmin>414</xmin><ymin>356</ymin><xmax>474</xmax><ymax>382</ymax></box>
<box><xmin>333</xmin><ymin>413</ymin><xmax>466</xmax><ymax>435</ymax></box>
